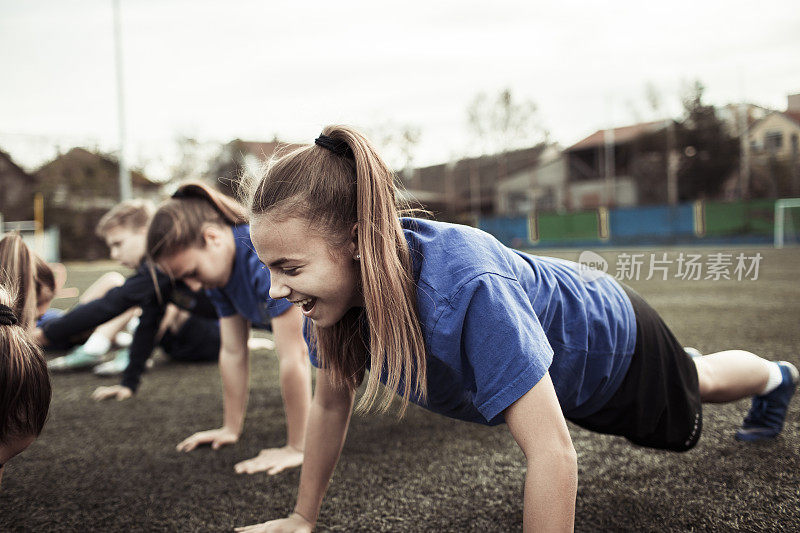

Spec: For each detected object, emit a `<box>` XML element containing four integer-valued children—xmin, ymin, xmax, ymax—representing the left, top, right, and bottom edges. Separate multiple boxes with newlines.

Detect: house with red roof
<box><xmin>563</xmin><ymin>120</ymin><xmax>671</xmax><ymax>210</ymax></box>
<box><xmin>745</xmin><ymin>94</ymin><xmax>800</xmax><ymax>197</ymax></box>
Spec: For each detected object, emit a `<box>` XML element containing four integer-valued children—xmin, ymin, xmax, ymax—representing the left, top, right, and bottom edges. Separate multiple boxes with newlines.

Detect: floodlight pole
<box><xmin>113</xmin><ymin>0</ymin><xmax>132</xmax><ymax>201</ymax></box>
<box><xmin>603</xmin><ymin>127</ymin><xmax>615</xmax><ymax>207</ymax></box>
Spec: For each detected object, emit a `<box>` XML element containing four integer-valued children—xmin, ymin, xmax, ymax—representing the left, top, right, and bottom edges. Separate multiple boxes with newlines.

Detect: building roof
<box><xmin>37</xmin><ymin>147</ymin><xmax>158</xmax><ymax>189</ymax></box>
<box><xmin>784</xmin><ymin>111</ymin><xmax>800</xmax><ymax>126</ymax></box>
<box><xmin>566</xmin><ymin>120</ymin><xmax>667</xmax><ymax>151</ymax></box>
<box><xmin>0</xmin><ymin>149</ymin><xmax>32</xmax><ymax>180</ymax></box>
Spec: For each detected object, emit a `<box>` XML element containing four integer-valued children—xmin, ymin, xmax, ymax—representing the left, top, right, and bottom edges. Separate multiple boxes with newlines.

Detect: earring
<box><xmin>354</xmin><ymin>253</ymin><xmax>361</xmax><ymax>261</ymax></box>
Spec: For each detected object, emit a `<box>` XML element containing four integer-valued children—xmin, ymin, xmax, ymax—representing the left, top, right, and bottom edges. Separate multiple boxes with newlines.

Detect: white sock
<box><xmin>760</xmin><ymin>362</ymin><xmax>784</xmax><ymax>395</ymax></box>
<box><xmin>82</xmin><ymin>332</ymin><xmax>112</xmax><ymax>356</ymax></box>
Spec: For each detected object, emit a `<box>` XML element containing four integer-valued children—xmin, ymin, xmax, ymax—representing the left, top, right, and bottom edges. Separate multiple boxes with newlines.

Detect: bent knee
<box><xmin>98</xmin><ymin>271</ymin><xmax>126</xmax><ymax>289</ymax></box>
<box><xmin>693</xmin><ymin>358</ymin><xmax>715</xmax><ymax>399</ymax></box>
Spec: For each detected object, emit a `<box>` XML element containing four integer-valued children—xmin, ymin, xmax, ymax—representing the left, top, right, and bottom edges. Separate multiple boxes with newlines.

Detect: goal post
<box><xmin>774</xmin><ymin>198</ymin><xmax>800</xmax><ymax>248</ymax></box>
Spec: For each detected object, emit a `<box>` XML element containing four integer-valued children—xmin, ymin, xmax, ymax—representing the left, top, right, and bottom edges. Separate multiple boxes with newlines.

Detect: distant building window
<box><xmin>535</xmin><ymin>189</ymin><xmax>556</xmax><ymax>212</ymax></box>
<box><xmin>507</xmin><ymin>192</ymin><xmax>531</xmax><ymax>215</ymax></box>
<box><xmin>792</xmin><ymin>133</ymin><xmax>799</xmax><ymax>154</ymax></box>
<box><xmin>765</xmin><ymin>131</ymin><xmax>783</xmax><ymax>151</ymax></box>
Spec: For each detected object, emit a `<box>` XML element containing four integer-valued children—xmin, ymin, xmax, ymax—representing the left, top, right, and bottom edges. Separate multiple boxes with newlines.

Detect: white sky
<box><xmin>1</xmin><ymin>0</ymin><xmax>799</xmax><ymax>176</ymax></box>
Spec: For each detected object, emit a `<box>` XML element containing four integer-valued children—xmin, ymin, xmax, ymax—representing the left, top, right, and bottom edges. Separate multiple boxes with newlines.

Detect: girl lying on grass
<box><xmin>237</xmin><ymin>125</ymin><xmax>798</xmax><ymax>532</ymax></box>
<box><xmin>147</xmin><ymin>183</ymin><xmax>311</xmax><ymax>475</ymax></box>
<box><xmin>0</xmin><ymin>234</ymin><xmax>52</xmax><ymax>488</ymax></box>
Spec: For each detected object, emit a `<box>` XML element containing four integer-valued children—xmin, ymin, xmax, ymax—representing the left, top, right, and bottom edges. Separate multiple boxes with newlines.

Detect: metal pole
<box><xmin>738</xmin><ymin>103</ymin><xmax>750</xmax><ymax>199</ymax></box>
<box><xmin>775</xmin><ymin>199</ymin><xmax>784</xmax><ymax>249</ymax></box>
<box><xmin>666</xmin><ymin>119</ymin><xmax>678</xmax><ymax>205</ymax></box>
<box><xmin>603</xmin><ymin>127</ymin><xmax>615</xmax><ymax>207</ymax></box>
<box><xmin>113</xmin><ymin>0</ymin><xmax>132</xmax><ymax>201</ymax></box>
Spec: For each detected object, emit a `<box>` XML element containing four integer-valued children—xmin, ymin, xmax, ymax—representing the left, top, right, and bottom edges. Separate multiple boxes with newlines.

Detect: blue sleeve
<box><xmin>435</xmin><ymin>274</ymin><xmax>554</xmax><ymax>423</ymax></box>
<box><xmin>303</xmin><ymin>318</ymin><xmax>320</xmax><ymax>367</ymax></box>
<box><xmin>267</xmin><ymin>298</ymin><xmax>293</xmax><ymax>318</ymax></box>
<box><xmin>206</xmin><ymin>288</ymin><xmax>237</xmax><ymax>318</ymax></box>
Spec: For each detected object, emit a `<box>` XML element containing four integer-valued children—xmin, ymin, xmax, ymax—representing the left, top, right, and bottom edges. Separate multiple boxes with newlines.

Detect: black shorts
<box><xmin>160</xmin><ymin>315</ymin><xmax>220</xmax><ymax>363</ymax></box>
<box><xmin>568</xmin><ymin>285</ymin><xmax>703</xmax><ymax>452</ymax></box>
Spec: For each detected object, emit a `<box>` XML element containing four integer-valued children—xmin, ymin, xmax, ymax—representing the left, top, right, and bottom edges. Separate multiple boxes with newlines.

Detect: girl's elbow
<box><xmin>528</xmin><ymin>441</ymin><xmax>577</xmax><ymax>472</ymax></box>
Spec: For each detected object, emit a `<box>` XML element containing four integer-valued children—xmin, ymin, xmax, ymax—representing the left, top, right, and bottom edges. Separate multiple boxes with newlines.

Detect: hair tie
<box><xmin>171</xmin><ymin>188</ymin><xmax>190</xmax><ymax>199</ymax></box>
<box><xmin>0</xmin><ymin>303</ymin><xmax>19</xmax><ymax>326</ymax></box>
<box><xmin>315</xmin><ymin>135</ymin><xmax>354</xmax><ymax>160</ymax></box>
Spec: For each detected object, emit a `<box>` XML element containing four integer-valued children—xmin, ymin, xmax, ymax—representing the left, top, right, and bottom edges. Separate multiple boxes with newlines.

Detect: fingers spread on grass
<box><xmin>234</xmin><ymin>446</ymin><xmax>303</xmax><ymax>475</ymax></box>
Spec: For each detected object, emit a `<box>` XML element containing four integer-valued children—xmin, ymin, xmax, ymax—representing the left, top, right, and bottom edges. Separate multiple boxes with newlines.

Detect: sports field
<box><xmin>2</xmin><ymin>245</ymin><xmax>799</xmax><ymax>532</ymax></box>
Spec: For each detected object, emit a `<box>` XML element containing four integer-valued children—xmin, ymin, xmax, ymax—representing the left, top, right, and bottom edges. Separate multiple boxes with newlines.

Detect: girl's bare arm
<box><xmin>504</xmin><ymin>371</ymin><xmax>578</xmax><ymax>532</ymax></box>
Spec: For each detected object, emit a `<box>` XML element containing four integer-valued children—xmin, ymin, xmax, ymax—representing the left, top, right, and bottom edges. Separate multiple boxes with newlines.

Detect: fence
<box><xmin>478</xmin><ymin>199</ymin><xmax>790</xmax><ymax>249</ymax></box>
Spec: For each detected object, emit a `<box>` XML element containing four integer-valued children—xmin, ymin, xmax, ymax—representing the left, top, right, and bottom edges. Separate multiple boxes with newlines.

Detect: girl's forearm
<box><xmin>293</xmin><ymin>394</ymin><xmax>353</xmax><ymax>524</ymax></box>
<box><xmin>278</xmin><ymin>352</ymin><xmax>312</xmax><ymax>451</ymax></box>
<box><xmin>219</xmin><ymin>347</ymin><xmax>249</xmax><ymax>434</ymax></box>
<box><xmin>523</xmin><ymin>449</ymin><xmax>578</xmax><ymax>532</ymax></box>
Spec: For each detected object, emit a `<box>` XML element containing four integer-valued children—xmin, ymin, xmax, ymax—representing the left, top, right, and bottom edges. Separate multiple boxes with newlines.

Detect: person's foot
<box><xmin>48</xmin><ymin>345</ymin><xmax>104</xmax><ymax>371</ymax></box>
<box><xmin>735</xmin><ymin>361</ymin><xmax>799</xmax><ymax>442</ymax></box>
<box><xmin>93</xmin><ymin>349</ymin><xmax>130</xmax><ymax>376</ymax></box>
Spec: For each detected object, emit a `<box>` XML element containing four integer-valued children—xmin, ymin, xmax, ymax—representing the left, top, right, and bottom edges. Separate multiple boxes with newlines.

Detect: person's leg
<box><xmin>695</xmin><ymin>351</ymin><xmax>799</xmax><ymax>441</ymax></box>
<box><xmin>49</xmin><ymin>272</ymin><xmax>138</xmax><ymax>371</ymax></box>
<box><xmin>77</xmin><ymin>272</ymin><xmax>139</xmax><ymax>345</ymax></box>
<box><xmin>78</xmin><ymin>272</ymin><xmax>125</xmax><ymax>303</ymax></box>
<box><xmin>161</xmin><ymin>313</ymin><xmax>220</xmax><ymax>363</ymax></box>
<box><xmin>693</xmin><ymin>350</ymin><xmax>771</xmax><ymax>403</ymax></box>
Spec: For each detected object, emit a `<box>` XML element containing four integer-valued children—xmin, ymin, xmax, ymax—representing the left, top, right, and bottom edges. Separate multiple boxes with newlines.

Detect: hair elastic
<box><xmin>0</xmin><ymin>303</ymin><xmax>19</xmax><ymax>326</ymax></box>
<box><xmin>315</xmin><ymin>135</ymin><xmax>354</xmax><ymax>160</ymax></box>
<box><xmin>171</xmin><ymin>188</ymin><xmax>190</xmax><ymax>199</ymax></box>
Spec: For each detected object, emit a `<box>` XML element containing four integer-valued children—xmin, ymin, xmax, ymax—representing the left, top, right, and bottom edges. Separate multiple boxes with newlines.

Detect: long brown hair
<box><xmin>147</xmin><ymin>181</ymin><xmax>248</xmax><ymax>261</ymax></box>
<box><xmin>247</xmin><ymin>125</ymin><xmax>427</xmax><ymax>416</ymax></box>
<box><xmin>0</xmin><ymin>237</ymin><xmax>51</xmax><ymax>444</ymax></box>
<box><xmin>0</xmin><ymin>233</ymin><xmax>37</xmax><ymax>329</ymax></box>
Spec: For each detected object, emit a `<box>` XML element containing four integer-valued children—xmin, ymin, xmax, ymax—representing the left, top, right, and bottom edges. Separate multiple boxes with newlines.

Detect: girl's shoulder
<box><xmin>401</xmin><ymin>218</ymin><xmax>521</xmax><ymax>301</ymax></box>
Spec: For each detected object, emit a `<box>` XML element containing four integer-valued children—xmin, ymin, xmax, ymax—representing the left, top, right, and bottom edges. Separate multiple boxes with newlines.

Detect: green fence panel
<box><xmin>704</xmin><ymin>200</ymin><xmax>775</xmax><ymax>236</ymax></box>
<box><xmin>537</xmin><ymin>210</ymin><xmax>599</xmax><ymax>242</ymax></box>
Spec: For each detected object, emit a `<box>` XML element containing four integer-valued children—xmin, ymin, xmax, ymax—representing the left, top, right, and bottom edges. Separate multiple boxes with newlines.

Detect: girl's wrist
<box><xmin>290</xmin><ymin>510</ymin><xmax>315</xmax><ymax>527</ymax></box>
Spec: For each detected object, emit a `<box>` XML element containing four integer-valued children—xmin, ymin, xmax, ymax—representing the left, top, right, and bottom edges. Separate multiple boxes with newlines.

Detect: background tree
<box><xmin>366</xmin><ymin>121</ymin><xmax>422</xmax><ymax>172</ymax></box>
<box><xmin>675</xmin><ymin>81</ymin><xmax>738</xmax><ymax>200</ymax></box>
<box><xmin>466</xmin><ymin>88</ymin><xmax>548</xmax><ymax>155</ymax></box>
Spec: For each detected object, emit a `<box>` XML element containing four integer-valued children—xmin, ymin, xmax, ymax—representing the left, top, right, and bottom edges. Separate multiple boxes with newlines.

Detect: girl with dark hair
<box><xmin>147</xmin><ymin>182</ymin><xmax>311</xmax><ymax>476</ymax></box>
<box><xmin>237</xmin><ymin>125</ymin><xmax>797</xmax><ymax>532</ymax></box>
<box><xmin>0</xmin><ymin>234</ymin><xmax>52</xmax><ymax>487</ymax></box>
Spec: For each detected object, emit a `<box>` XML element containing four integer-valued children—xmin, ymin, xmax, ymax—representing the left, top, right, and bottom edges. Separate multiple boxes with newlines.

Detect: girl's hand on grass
<box><xmin>234</xmin><ymin>445</ymin><xmax>304</xmax><ymax>475</ymax></box>
<box><xmin>92</xmin><ymin>385</ymin><xmax>133</xmax><ymax>401</ymax></box>
<box><xmin>234</xmin><ymin>513</ymin><xmax>313</xmax><ymax>532</ymax></box>
<box><xmin>176</xmin><ymin>427</ymin><xmax>239</xmax><ymax>452</ymax></box>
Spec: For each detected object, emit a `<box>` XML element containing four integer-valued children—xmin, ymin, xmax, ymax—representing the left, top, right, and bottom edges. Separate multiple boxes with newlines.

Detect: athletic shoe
<box><xmin>93</xmin><ymin>349</ymin><xmax>131</xmax><ymax>376</ymax></box>
<box><xmin>48</xmin><ymin>345</ymin><xmax>104</xmax><ymax>371</ymax></box>
<box><xmin>735</xmin><ymin>361</ymin><xmax>799</xmax><ymax>442</ymax></box>
<box><xmin>684</xmin><ymin>347</ymin><xmax>703</xmax><ymax>359</ymax></box>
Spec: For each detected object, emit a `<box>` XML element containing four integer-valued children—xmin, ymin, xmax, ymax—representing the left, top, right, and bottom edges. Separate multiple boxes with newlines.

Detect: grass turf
<box><xmin>1</xmin><ymin>247</ymin><xmax>799</xmax><ymax>532</ymax></box>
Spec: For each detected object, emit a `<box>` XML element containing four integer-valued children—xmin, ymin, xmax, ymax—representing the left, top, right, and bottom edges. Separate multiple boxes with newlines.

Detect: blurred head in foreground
<box><xmin>0</xmin><ymin>234</ymin><xmax>52</xmax><ymax>487</ymax></box>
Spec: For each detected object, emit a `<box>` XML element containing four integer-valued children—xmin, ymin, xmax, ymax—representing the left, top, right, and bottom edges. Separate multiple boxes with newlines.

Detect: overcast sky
<box><xmin>1</xmin><ymin>0</ymin><xmax>799</xmax><ymax>175</ymax></box>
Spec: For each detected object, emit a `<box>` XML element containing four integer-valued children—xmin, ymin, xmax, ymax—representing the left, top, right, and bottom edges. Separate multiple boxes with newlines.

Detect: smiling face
<box><xmin>104</xmin><ymin>225</ymin><xmax>147</xmax><ymax>269</ymax></box>
<box><xmin>251</xmin><ymin>216</ymin><xmax>362</xmax><ymax>328</ymax></box>
<box><xmin>158</xmin><ymin>225</ymin><xmax>236</xmax><ymax>292</ymax></box>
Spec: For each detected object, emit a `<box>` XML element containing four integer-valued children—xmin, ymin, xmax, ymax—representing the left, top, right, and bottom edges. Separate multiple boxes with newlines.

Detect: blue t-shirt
<box><xmin>308</xmin><ymin>218</ymin><xmax>636</xmax><ymax>425</ymax></box>
<box><xmin>206</xmin><ymin>225</ymin><xmax>292</xmax><ymax>327</ymax></box>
